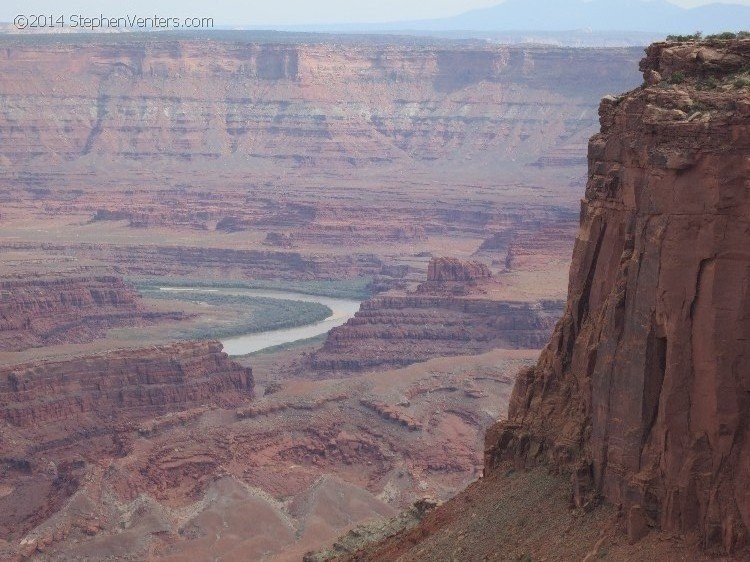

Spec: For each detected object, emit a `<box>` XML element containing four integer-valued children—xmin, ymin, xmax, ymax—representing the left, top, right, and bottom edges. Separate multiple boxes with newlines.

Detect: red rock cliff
<box><xmin>485</xmin><ymin>39</ymin><xmax>750</xmax><ymax>553</ymax></box>
<box><xmin>0</xmin><ymin>37</ymin><xmax>640</xmax><ymax>178</ymax></box>
<box><xmin>0</xmin><ymin>275</ymin><xmax>181</xmax><ymax>351</ymax></box>
<box><xmin>426</xmin><ymin>257</ymin><xmax>492</xmax><ymax>282</ymax></box>
<box><xmin>312</xmin><ymin>295</ymin><xmax>561</xmax><ymax>372</ymax></box>
<box><xmin>0</xmin><ymin>341</ymin><xmax>253</xmax><ymax>428</ymax></box>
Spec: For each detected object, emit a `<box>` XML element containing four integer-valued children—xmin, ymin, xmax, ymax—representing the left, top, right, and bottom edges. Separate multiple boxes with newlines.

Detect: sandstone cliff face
<box><xmin>0</xmin><ymin>341</ymin><xmax>253</xmax><ymax>428</ymax></box>
<box><xmin>0</xmin><ymin>242</ymin><xmax>384</xmax><ymax>281</ymax></box>
<box><xmin>0</xmin><ymin>275</ymin><xmax>181</xmax><ymax>351</ymax></box>
<box><xmin>0</xmin><ymin>37</ymin><xmax>640</xmax><ymax>178</ymax></box>
<box><xmin>485</xmin><ymin>40</ymin><xmax>750</xmax><ymax>552</ymax></box>
<box><xmin>0</xmin><ymin>341</ymin><xmax>253</xmax><ymax>545</ymax></box>
<box><xmin>312</xmin><ymin>295</ymin><xmax>562</xmax><ymax>371</ymax></box>
<box><xmin>417</xmin><ymin>258</ymin><xmax>493</xmax><ymax>296</ymax></box>
<box><xmin>426</xmin><ymin>257</ymin><xmax>492</xmax><ymax>283</ymax></box>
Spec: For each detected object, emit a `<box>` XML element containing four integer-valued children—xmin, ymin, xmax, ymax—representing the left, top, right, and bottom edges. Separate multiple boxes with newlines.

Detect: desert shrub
<box><xmin>666</xmin><ymin>32</ymin><xmax>702</xmax><ymax>42</ymax></box>
<box><xmin>696</xmin><ymin>77</ymin><xmax>719</xmax><ymax>90</ymax></box>
<box><xmin>669</xmin><ymin>71</ymin><xmax>686</xmax><ymax>84</ymax></box>
<box><xmin>707</xmin><ymin>32</ymin><xmax>738</xmax><ymax>40</ymax></box>
<box><xmin>734</xmin><ymin>76</ymin><xmax>750</xmax><ymax>88</ymax></box>
<box><xmin>705</xmin><ymin>31</ymin><xmax>750</xmax><ymax>40</ymax></box>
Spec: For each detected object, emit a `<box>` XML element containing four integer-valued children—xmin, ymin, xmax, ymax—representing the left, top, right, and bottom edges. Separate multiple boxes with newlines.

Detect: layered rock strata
<box><xmin>0</xmin><ymin>341</ymin><xmax>253</xmax><ymax>544</ymax></box>
<box><xmin>0</xmin><ymin>347</ymin><xmax>522</xmax><ymax>558</ymax></box>
<box><xmin>0</xmin><ymin>275</ymin><xmax>181</xmax><ymax>351</ymax></box>
<box><xmin>417</xmin><ymin>257</ymin><xmax>493</xmax><ymax>295</ymax></box>
<box><xmin>0</xmin><ymin>37</ymin><xmax>641</xmax><ymax>175</ymax></box>
<box><xmin>312</xmin><ymin>295</ymin><xmax>562</xmax><ymax>371</ymax></box>
<box><xmin>0</xmin><ymin>243</ymin><xmax>384</xmax><ymax>280</ymax></box>
<box><xmin>0</xmin><ymin>341</ymin><xmax>253</xmax><ymax>429</ymax></box>
<box><xmin>485</xmin><ymin>40</ymin><xmax>750</xmax><ymax>553</ymax></box>
<box><xmin>426</xmin><ymin>257</ymin><xmax>492</xmax><ymax>282</ymax></box>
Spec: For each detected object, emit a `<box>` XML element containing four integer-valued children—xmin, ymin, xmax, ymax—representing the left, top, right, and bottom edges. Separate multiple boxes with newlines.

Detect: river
<box><xmin>158</xmin><ymin>287</ymin><xmax>362</xmax><ymax>356</ymax></box>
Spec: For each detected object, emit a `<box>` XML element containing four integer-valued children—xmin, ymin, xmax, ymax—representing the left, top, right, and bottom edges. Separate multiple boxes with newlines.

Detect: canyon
<box><xmin>0</xmin><ymin>36</ymin><xmax>639</xmax><ymax>178</ymax></box>
<box><xmin>0</xmin><ymin>31</ymin><xmax>656</xmax><ymax>561</ymax></box>
<box><xmin>0</xmin><ymin>34</ymin><xmax>639</xmax><ymax>291</ymax></box>
<box><xmin>310</xmin><ymin>258</ymin><xmax>563</xmax><ymax>372</ymax></box>
<box><xmin>0</xmin><ymin>341</ymin><xmax>253</xmax><ymax>545</ymax></box>
<box><xmin>331</xmin><ymin>38</ymin><xmax>750</xmax><ymax>560</ymax></box>
<box><xmin>0</xmin><ymin>343</ymin><xmax>532</xmax><ymax>561</ymax></box>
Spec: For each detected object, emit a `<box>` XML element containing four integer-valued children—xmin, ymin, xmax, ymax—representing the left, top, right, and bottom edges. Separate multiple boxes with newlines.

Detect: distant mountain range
<box><xmin>277</xmin><ymin>0</ymin><xmax>750</xmax><ymax>35</ymax></box>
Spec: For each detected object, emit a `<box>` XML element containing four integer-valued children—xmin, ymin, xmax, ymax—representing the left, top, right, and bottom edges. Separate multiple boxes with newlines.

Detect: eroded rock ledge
<box><xmin>0</xmin><ymin>275</ymin><xmax>183</xmax><ymax>351</ymax></box>
<box><xmin>0</xmin><ymin>341</ymin><xmax>253</xmax><ymax>429</ymax></box>
<box><xmin>485</xmin><ymin>39</ymin><xmax>750</xmax><ymax>553</ymax></box>
<box><xmin>311</xmin><ymin>295</ymin><xmax>561</xmax><ymax>372</ymax></box>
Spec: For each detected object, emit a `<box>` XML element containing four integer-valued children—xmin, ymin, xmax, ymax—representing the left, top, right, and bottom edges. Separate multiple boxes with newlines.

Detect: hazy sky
<box><xmin>3</xmin><ymin>0</ymin><xmax>750</xmax><ymax>25</ymax></box>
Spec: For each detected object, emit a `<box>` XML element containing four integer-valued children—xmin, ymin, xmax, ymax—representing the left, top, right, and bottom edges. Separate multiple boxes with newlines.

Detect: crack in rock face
<box><xmin>485</xmin><ymin>39</ymin><xmax>750</xmax><ymax>554</ymax></box>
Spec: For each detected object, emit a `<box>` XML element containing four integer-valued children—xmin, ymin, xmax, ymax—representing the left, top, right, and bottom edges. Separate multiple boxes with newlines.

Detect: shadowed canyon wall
<box><xmin>485</xmin><ymin>39</ymin><xmax>750</xmax><ymax>553</ymax></box>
